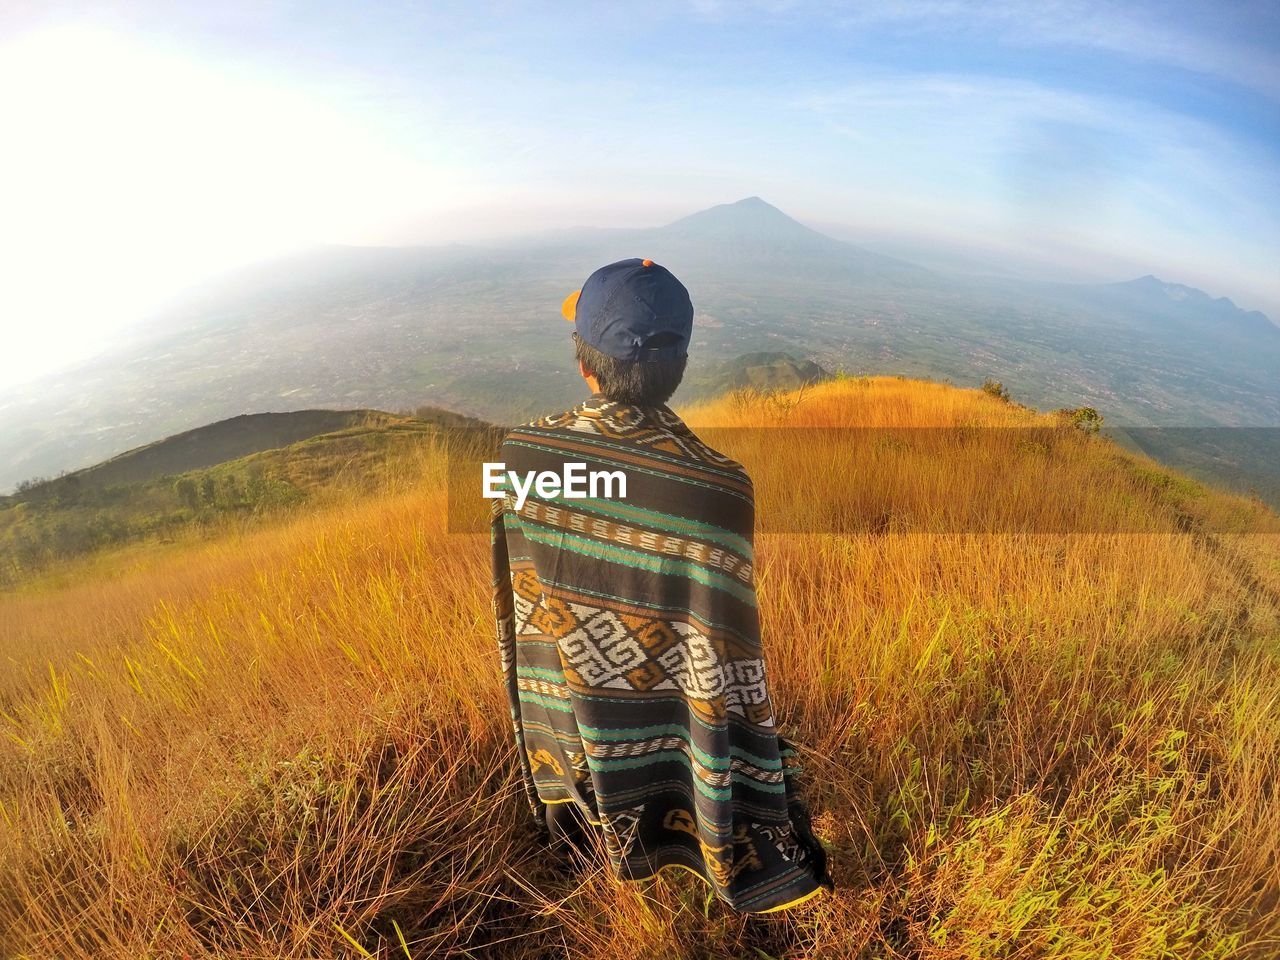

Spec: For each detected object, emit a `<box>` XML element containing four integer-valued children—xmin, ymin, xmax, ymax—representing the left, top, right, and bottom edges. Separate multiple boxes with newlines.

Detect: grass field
<box><xmin>2</xmin><ymin>377</ymin><xmax>1278</xmax><ymax>958</ymax></box>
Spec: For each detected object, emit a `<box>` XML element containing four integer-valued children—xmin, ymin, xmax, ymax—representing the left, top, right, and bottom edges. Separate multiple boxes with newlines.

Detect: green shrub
<box><xmin>1057</xmin><ymin>406</ymin><xmax>1104</xmax><ymax>434</ymax></box>
<box><xmin>175</xmin><ymin>477</ymin><xmax>200</xmax><ymax>510</ymax></box>
<box><xmin>981</xmin><ymin>379</ymin><xmax>1011</xmax><ymax>403</ymax></box>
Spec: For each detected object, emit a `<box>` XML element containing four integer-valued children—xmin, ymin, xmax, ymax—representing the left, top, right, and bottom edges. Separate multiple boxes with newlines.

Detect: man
<box><xmin>489</xmin><ymin>257</ymin><xmax>831</xmax><ymax>913</ymax></box>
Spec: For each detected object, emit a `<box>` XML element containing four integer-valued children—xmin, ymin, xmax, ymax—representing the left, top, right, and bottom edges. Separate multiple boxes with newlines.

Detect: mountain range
<box><xmin>1</xmin><ymin>196</ymin><xmax>1276</xmax><ymax>499</ymax></box>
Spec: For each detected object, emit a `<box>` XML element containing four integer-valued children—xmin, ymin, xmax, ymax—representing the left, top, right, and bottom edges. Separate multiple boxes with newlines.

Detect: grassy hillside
<box><xmin>38</xmin><ymin>410</ymin><xmax>410</xmax><ymax>491</ymax></box>
<box><xmin>0</xmin><ymin>407</ymin><xmax>494</xmax><ymax>587</ymax></box>
<box><xmin>1</xmin><ymin>378</ymin><xmax>1278</xmax><ymax>958</ymax></box>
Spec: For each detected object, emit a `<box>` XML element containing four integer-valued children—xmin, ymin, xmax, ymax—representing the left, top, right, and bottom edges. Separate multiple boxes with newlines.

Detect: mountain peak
<box><xmin>659</xmin><ymin>196</ymin><xmax>830</xmax><ymax>244</ymax></box>
<box><xmin>646</xmin><ymin>196</ymin><xmax>927</xmax><ymax>277</ymax></box>
<box><xmin>1122</xmin><ymin>274</ymin><xmax>1224</xmax><ymax>306</ymax></box>
<box><xmin>671</xmin><ymin>195</ymin><xmax>797</xmax><ymax>223</ymax></box>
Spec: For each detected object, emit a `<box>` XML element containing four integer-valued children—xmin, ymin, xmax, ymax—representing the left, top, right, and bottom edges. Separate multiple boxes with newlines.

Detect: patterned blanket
<box><xmin>489</xmin><ymin>394</ymin><xmax>830</xmax><ymax>913</ymax></box>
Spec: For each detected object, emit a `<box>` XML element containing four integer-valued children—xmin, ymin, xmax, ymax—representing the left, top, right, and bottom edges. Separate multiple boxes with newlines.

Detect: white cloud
<box><xmin>829</xmin><ymin>0</ymin><xmax>1280</xmax><ymax>99</ymax></box>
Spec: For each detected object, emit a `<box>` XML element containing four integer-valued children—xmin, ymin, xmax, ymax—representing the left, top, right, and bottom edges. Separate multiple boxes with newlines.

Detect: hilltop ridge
<box><xmin>0</xmin><ymin>404</ymin><xmax>492</xmax><ymax>586</ymax></box>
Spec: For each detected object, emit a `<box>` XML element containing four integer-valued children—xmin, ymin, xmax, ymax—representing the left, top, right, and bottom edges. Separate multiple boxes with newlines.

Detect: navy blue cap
<box><xmin>561</xmin><ymin>258</ymin><xmax>693</xmax><ymax>362</ymax></box>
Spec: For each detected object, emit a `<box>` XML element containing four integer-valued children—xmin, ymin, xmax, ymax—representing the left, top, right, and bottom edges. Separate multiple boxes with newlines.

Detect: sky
<box><xmin>1</xmin><ymin>0</ymin><xmax>1277</xmax><ymax>385</ymax></box>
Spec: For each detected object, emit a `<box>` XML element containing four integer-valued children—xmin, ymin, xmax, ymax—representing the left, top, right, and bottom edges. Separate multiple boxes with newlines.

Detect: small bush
<box><xmin>981</xmin><ymin>379</ymin><xmax>1011</xmax><ymax>403</ymax></box>
<box><xmin>1057</xmin><ymin>406</ymin><xmax>1104</xmax><ymax>434</ymax></box>
<box><xmin>174</xmin><ymin>477</ymin><xmax>200</xmax><ymax>511</ymax></box>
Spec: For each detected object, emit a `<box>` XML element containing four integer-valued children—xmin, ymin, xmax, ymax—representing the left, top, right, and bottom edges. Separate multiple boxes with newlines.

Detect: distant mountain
<box><xmin>0</xmin><ymin>196</ymin><xmax>1277</xmax><ymax>502</ymax></box>
<box><xmin>633</xmin><ymin>197</ymin><xmax>927</xmax><ymax>279</ymax></box>
<box><xmin>1101</xmin><ymin>275</ymin><xmax>1278</xmax><ymax>337</ymax></box>
<box><xmin>663</xmin><ymin>196</ymin><xmax>829</xmax><ymax>247</ymax></box>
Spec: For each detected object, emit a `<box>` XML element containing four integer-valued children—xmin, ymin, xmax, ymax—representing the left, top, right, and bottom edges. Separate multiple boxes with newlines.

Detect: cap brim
<box><xmin>561</xmin><ymin>289</ymin><xmax>580</xmax><ymax>322</ymax></box>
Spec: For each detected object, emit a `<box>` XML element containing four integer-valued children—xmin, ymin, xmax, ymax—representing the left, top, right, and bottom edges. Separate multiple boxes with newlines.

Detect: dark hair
<box><xmin>574</xmin><ymin>335</ymin><xmax>687</xmax><ymax>407</ymax></box>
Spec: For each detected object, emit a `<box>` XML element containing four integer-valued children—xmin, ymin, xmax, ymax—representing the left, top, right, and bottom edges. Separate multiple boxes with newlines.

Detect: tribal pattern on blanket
<box><xmin>490</xmin><ymin>394</ymin><xmax>830</xmax><ymax>913</ymax></box>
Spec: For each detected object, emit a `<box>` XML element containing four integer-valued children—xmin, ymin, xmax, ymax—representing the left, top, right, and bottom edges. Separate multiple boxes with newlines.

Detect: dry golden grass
<box><xmin>1</xmin><ymin>377</ymin><xmax>1278</xmax><ymax>958</ymax></box>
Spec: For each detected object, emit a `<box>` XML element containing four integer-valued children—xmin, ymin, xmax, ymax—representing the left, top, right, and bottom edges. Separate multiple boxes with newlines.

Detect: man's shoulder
<box><xmin>498</xmin><ymin>404</ymin><xmax>585</xmax><ymax>464</ymax></box>
<box><xmin>653</xmin><ymin>407</ymin><xmax>752</xmax><ymax>482</ymax></box>
<box><xmin>512</xmin><ymin>401</ymin><xmax>591</xmax><ymax>435</ymax></box>
<box><xmin>502</xmin><ymin>406</ymin><xmax>575</xmax><ymax>441</ymax></box>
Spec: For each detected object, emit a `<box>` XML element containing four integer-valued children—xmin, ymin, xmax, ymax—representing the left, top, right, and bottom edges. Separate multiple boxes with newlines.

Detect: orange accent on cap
<box><xmin>641</xmin><ymin>258</ymin><xmax>654</xmax><ymax>267</ymax></box>
<box><xmin>561</xmin><ymin>289</ymin><xmax>581</xmax><ymax>321</ymax></box>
